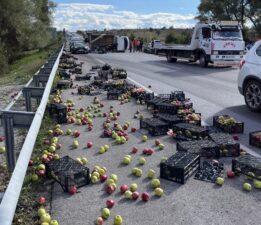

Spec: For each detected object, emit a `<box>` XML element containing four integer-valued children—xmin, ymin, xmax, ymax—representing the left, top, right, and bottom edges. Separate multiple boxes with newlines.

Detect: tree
<box><xmin>196</xmin><ymin>0</ymin><xmax>261</xmax><ymax>36</ymax></box>
<box><xmin>165</xmin><ymin>33</ymin><xmax>177</xmax><ymax>44</ymax></box>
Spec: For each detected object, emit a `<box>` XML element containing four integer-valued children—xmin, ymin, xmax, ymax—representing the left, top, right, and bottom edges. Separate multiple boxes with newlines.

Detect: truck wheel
<box><xmin>199</xmin><ymin>54</ymin><xmax>208</xmax><ymax>67</ymax></box>
<box><xmin>167</xmin><ymin>54</ymin><xmax>177</xmax><ymax>63</ymax></box>
<box><xmin>244</xmin><ymin>80</ymin><xmax>261</xmax><ymax>112</ymax></box>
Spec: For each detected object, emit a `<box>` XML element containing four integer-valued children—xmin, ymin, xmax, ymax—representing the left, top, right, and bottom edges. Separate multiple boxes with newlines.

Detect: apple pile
<box><xmin>91</xmin><ymin>165</ymin><xmax>108</xmax><ymax>184</ymax></box>
<box><xmin>99</xmin><ymin>145</ymin><xmax>110</xmax><ymax>154</ymax></box>
<box><xmin>131</xmin><ymin>167</ymin><xmax>143</xmax><ymax>177</ymax></box>
<box><xmin>118</xmin><ymin>92</ymin><xmax>131</xmax><ymax>105</ymax></box>
<box><xmin>104</xmin><ymin>174</ymin><xmax>118</xmax><ymax>194</ymax></box>
<box><xmin>142</xmin><ymin>148</ymin><xmax>154</xmax><ymax>156</ymax></box>
<box><xmin>38</xmin><ymin>207</ymin><xmax>59</xmax><ymax>225</ymax></box>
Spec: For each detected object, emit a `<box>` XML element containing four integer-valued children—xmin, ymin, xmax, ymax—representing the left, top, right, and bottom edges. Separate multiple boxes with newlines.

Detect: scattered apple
<box><xmin>141</xmin><ymin>192</ymin><xmax>150</xmax><ymax>202</ymax></box>
<box><xmin>154</xmin><ymin>188</ymin><xmax>164</xmax><ymax>197</ymax></box>
<box><xmin>132</xmin><ymin>191</ymin><xmax>140</xmax><ymax>200</ymax></box>
<box><xmin>147</xmin><ymin>169</ymin><xmax>156</xmax><ymax>179</ymax></box>
<box><xmin>131</xmin><ymin>127</ymin><xmax>137</xmax><ymax>132</ymax></box>
<box><xmin>215</xmin><ymin>177</ymin><xmax>224</xmax><ymax>186</ymax></box>
<box><xmin>68</xmin><ymin>185</ymin><xmax>77</xmax><ymax>195</ymax></box>
<box><xmin>110</xmin><ymin>174</ymin><xmax>118</xmax><ymax>183</ymax></box>
<box><xmin>31</xmin><ymin>174</ymin><xmax>39</xmax><ymax>182</ymax></box>
<box><xmin>91</xmin><ymin>175</ymin><xmax>99</xmax><ymax>184</ymax></box>
<box><xmin>114</xmin><ymin>215</ymin><xmax>123</xmax><ymax>225</ymax></box>
<box><xmin>38</xmin><ymin>208</ymin><xmax>46</xmax><ymax>217</ymax></box>
<box><xmin>151</xmin><ymin>179</ymin><xmax>161</xmax><ymax>189</ymax></box>
<box><xmin>28</xmin><ymin>159</ymin><xmax>34</xmax><ymax>166</ymax></box>
<box><xmin>106</xmin><ymin>185</ymin><xmax>115</xmax><ymax>194</ymax></box>
<box><xmin>139</xmin><ymin>157</ymin><xmax>146</xmax><ymax>165</ymax></box>
<box><xmin>40</xmin><ymin>213</ymin><xmax>51</xmax><ymax>223</ymax></box>
<box><xmin>132</xmin><ymin>147</ymin><xmax>138</xmax><ymax>154</ymax></box>
<box><xmin>100</xmin><ymin>175</ymin><xmax>108</xmax><ymax>183</ymax></box>
<box><xmin>130</xmin><ymin>183</ymin><xmax>138</xmax><ymax>192</ymax></box>
<box><xmin>96</xmin><ymin>217</ymin><xmax>104</xmax><ymax>225</ymax></box>
<box><xmin>120</xmin><ymin>184</ymin><xmax>128</xmax><ymax>193</ymax></box>
<box><xmin>0</xmin><ymin>136</ymin><xmax>5</xmax><ymax>142</ymax></box>
<box><xmin>227</xmin><ymin>170</ymin><xmax>235</xmax><ymax>178</ymax></box>
<box><xmin>254</xmin><ymin>180</ymin><xmax>261</xmax><ymax>189</ymax></box>
<box><xmin>72</xmin><ymin>140</ymin><xmax>79</xmax><ymax>149</ymax></box>
<box><xmin>73</xmin><ymin>130</ymin><xmax>80</xmax><ymax>137</ymax></box>
<box><xmin>142</xmin><ymin>135</ymin><xmax>148</xmax><ymax>142</ymax></box>
<box><xmin>155</xmin><ymin>139</ymin><xmax>161</xmax><ymax>146</ymax></box>
<box><xmin>50</xmin><ymin>220</ymin><xmax>59</xmax><ymax>225</ymax></box>
<box><xmin>106</xmin><ymin>199</ymin><xmax>115</xmax><ymax>209</ymax></box>
<box><xmin>0</xmin><ymin>146</ymin><xmax>6</xmax><ymax>154</ymax></box>
<box><xmin>66</xmin><ymin>129</ymin><xmax>72</xmax><ymax>135</ymax></box>
<box><xmin>158</xmin><ymin>143</ymin><xmax>165</xmax><ymax>150</ymax></box>
<box><xmin>243</xmin><ymin>182</ymin><xmax>252</xmax><ymax>191</ymax></box>
<box><xmin>99</xmin><ymin>146</ymin><xmax>106</xmax><ymax>154</ymax></box>
<box><xmin>101</xmin><ymin>208</ymin><xmax>110</xmax><ymax>220</ymax></box>
<box><xmin>124</xmin><ymin>190</ymin><xmax>133</xmax><ymax>199</ymax></box>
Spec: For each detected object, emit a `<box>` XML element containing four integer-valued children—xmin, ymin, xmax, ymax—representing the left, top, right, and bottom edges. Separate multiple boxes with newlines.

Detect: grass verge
<box><xmin>0</xmin><ymin>42</ymin><xmax>61</xmax><ymax>86</ymax></box>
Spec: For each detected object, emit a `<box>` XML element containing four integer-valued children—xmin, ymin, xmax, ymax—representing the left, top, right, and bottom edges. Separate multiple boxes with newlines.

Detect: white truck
<box><xmin>157</xmin><ymin>21</ymin><xmax>245</xmax><ymax>67</ymax></box>
<box><xmin>114</xmin><ymin>36</ymin><xmax>130</xmax><ymax>52</ymax></box>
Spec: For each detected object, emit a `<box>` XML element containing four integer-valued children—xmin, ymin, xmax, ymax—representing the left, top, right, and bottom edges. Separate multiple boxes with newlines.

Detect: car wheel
<box><xmin>244</xmin><ymin>80</ymin><xmax>261</xmax><ymax>112</ymax></box>
<box><xmin>167</xmin><ymin>54</ymin><xmax>177</xmax><ymax>63</ymax></box>
<box><xmin>199</xmin><ymin>54</ymin><xmax>208</xmax><ymax>67</ymax></box>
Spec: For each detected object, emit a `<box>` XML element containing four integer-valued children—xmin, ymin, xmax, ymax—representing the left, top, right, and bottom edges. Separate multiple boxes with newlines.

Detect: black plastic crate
<box><xmin>173</xmin><ymin>123</ymin><xmax>209</xmax><ymax>140</ymax></box>
<box><xmin>47</xmin><ymin>103</ymin><xmax>67</xmax><ymax>124</ymax></box>
<box><xmin>232</xmin><ymin>154</ymin><xmax>261</xmax><ymax>180</ymax></box>
<box><xmin>46</xmin><ymin>156</ymin><xmax>90</xmax><ymax>192</ymax></box>
<box><xmin>59</xmin><ymin>70</ymin><xmax>71</xmax><ymax>79</ymax></box>
<box><xmin>157</xmin><ymin>113</ymin><xmax>185</xmax><ymax>127</ymax></box>
<box><xmin>194</xmin><ymin>161</ymin><xmax>224</xmax><ymax>183</ymax></box>
<box><xmin>75</xmin><ymin>74</ymin><xmax>91</xmax><ymax>81</ymax></box>
<box><xmin>107</xmin><ymin>89</ymin><xmax>124</xmax><ymax>100</ymax></box>
<box><xmin>249</xmin><ymin>131</ymin><xmax>261</xmax><ymax>148</ymax></box>
<box><xmin>57</xmin><ymin>80</ymin><xmax>72</xmax><ymax>89</ymax></box>
<box><xmin>209</xmin><ymin>133</ymin><xmax>240</xmax><ymax>157</ymax></box>
<box><xmin>213</xmin><ymin>115</ymin><xmax>244</xmax><ymax>134</ymax></box>
<box><xmin>160</xmin><ymin>152</ymin><xmax>200</xmax><ymax>184</ymax></box>
<box><xmin>78</xmin><ymin>85</ymin><xmax>91</xmax><ymax>95</ymax></box>
<box><xmin>147</xmin><ymin>98</ymin><xmax>169</xmax><ymax>110</ymax></box>
<box><xmin>156</xmin><ymin>102</ymin><xmax>193</xmax><ymax>115</ymax></box>
<box><xmin>177</xmin><ymin>140</ymin><xmax>219</xmax><ymax>158</ymax></box>
<box><xmin>140</xmin><ymin>118</ymin><xmax>169</xmax><ymax>136</ymax></box>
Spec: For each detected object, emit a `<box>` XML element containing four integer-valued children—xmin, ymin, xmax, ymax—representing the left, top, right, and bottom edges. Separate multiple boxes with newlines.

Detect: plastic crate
<box><xmin>140</xmin><ymin>118</ymin><xmax>169</xmax><ymax>136</ymax></box>
<box><xmin>249</xmin><ymin>131</ymin><xmax>261</xmax><ymax>148</ymax></box>
<box><xmin>232</xmin><ymin>154</ymin><xmax>261</xmax><ymax>180</ymax></box>
<box><xmin>46</xmin><ymin>156</ymin><xmax>90</xmax><ymax>192</ymax></box>
<box><xmin>107</xmin><ymin>89</ymin><xmax>124</xmax><ymax>100</ymax></box>
<box><xmin>156</xmin><ymin>102</ymin><xmax>193</xmax><ymax>115</ymax></box>
<box><xmin>47</xmin><ymin>103</ymin><xmax>67</xmax><ymax>124</ymax></box>
<box><xmin>173</xmin><ymin>123</ymin><xmax>209</xmax><ymax>140</ymax></box>
<box><xmin>209</xmin><ymin>133</ymin><xmax>240</xmax><ymax>157</ymax></box>
<box><xmin>177</xmin><ymin>140</ymin><xmax>219</xmax><ymax>158</ymax></box>
<box><xmin>78</xmin><ymin>85</ymin><xmax>91</xmax><ymax>95</ymax></box>
<box><xmin>160</xmin><ymin>152</ymin><xmax>200</xmax><ymax>184</ymax></box>
<box><xmin>157</xmin><ymin>113</ymin><xmax>185</xmax><ymax>127</ymax></box>
<box><xmin>75</xmin><ymin>74</ymin><xmax>91</xmax><ymax>81</ymax></box>
<box><xmin>194</xmin><ymin>161</ymin><xmax>224</xmax><ymax>183</ymax></box>
<box><xmin>57</xmin><ymin>80</ymin><xmax>72</xmax><ymax>89</ymax></box>
<box><xmin>157</xmin><ymin>91</ymin><xmax>186</xmax><ymax>101</ymax></box>
<box><xmin>213</xmin><ymin>115</ymin><xmax>244</xmax><ymax>134</ymax></box>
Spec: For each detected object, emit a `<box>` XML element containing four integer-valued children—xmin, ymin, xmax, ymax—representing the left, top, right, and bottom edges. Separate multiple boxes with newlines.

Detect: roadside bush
<box><xmin>0</xmin><ymin>47</ymin><xmax>8</xmax><ymax>76</ymax></box>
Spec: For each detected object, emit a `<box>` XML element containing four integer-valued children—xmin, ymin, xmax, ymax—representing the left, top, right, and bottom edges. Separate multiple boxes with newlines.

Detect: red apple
<box><xmin>227</xmin><ymin>170</ymin><xmax>235</xmax><ymax>178</ymax></box>
<box><xmin>88</xmin><ymin>126</ymin><xmax>93</xmax><ymax>131</ymax></box>
<box><xmin>69</xmin><ymin>186</ymin><xmax>77</xmax><ymax>195</ymax></box>
<box><xmin>106</xmin><ymin>185</ymin><xmax>115</xmax><ymax>194</ymax></box>
<box><xmin>74</xmin><ymin>131</ymin><xmax>80</xmax><ymax>137</ymax></box>
<box><xmin>141</xmin><ymin>192</ymin><xmax>150</xmax><ymax>202</ymax></box>
<box><xmin>117</xmin><ymin>112</ymin><xmax>120</xmax><ymax>116</ymax></box>
<box><xmin>147</xmin><ymin>149</ymin><xmax>154</xmax><ymax>155</ymax></box>
<box><xmin>103</xmin><ymin>113</ymin><xmax>107</xmax><ymax>117</ymax></box>
<box><xmin>143</xmin><ymin>149</ymin><xmax>148</xmax><ymax>155</ymax></box>
<box><xmin>37</xmin><ymin>170</ymin><xmax>45</xmax><ymax>177</ymax></box>
<box><xmin>87</xmin><ymin>142</ymin><xmax>93</xmax><ymax>148</ymax></box>
<box><xmin>106</xmin><ymin>199</ymin><xmax>115</xmax><ymax>209</ymax></box>
<box><xmin>123</xmin><ymin>125</ymin><xmax>128</xmax><ymax>130</ymax></box>
<box><xmin>38</xmin><ymin>196</ymin><xmax>46</xmax><ymax>205</ymax></box>
<box><xmin>100</xmin><ymin>175</ymin><xmax>108</xmax><ymax>183</ymax></box>
<box><xmin>155</xmin><ymin>139</ymin><xmax>161</xmax><ymax>146</ymax></box>
<box><xmin>132</xmin><ymin>191</ymin><xmax>140</xmax><ymax>200</ymax></box>
<box><xmin>0</xmin><ymin>136</ymin><xmax>5</xmax><ymax>142</ymax></box>
<box><xmin>120</xmin><ymin>184</ymin><xmax>128</xmax><ymax>193</ymax></box>
<box><xmin>56</xmin><ymin>143</ymin><xmax>62</xmax><ymax>149</ymax></box>
<box><xmin>131</xmin><ymin>127</ymin><xmax>137</xmax><ymax>132</ymax></box>
<box><xmin>29</xmin><ymin>159</ymin><xmax>34</xmax><ymax>166</ymax></box>
<box><xmin>132</xmin><ymin>147</ymin><xmax>138</xmax><ymax>154</ymax></box>
<box><xmin>42</xmin><ymin>139</ymin><xmax>50</xmax><ymax>145</ymax></box>
<box><xmin>79</xmin><ymin>108</ymin><xmax>84</xmax><ymax>112</ymax></box>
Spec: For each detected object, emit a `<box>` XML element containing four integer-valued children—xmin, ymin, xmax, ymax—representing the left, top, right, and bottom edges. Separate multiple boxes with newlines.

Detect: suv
<box><xmin>238</xmin><ymin>40</ymin><xmax>261</xmax><ymax>112</ymax></box>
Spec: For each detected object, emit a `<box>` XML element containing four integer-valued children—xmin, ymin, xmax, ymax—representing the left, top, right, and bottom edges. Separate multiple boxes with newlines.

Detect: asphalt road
<box><xmin>83</xmin><ymin>52</ymin><xmax>261</xmax><ymax>156</ymax></box>
<box><xmin>51</xmin><ymin>52</ymin><xmax>261</xmax><ymax>225</ymax></box>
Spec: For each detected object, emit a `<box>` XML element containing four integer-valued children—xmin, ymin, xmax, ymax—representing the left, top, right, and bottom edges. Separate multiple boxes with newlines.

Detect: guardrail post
<box><xmin>2</xmin><ymin>114</ymin><xmax>15</xmax><ymax>171</ymax></box>
<box><xmin>24</xmin><ymin>90</ymin><xmax>32</xmax><ymax>111</ymax></box>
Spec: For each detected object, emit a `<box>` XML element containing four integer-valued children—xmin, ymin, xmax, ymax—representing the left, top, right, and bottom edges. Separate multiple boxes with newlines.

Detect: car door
<box><xmin>254</xmin><ymin>43</ymin><xmax>261</xmax><ymax>79</ymax></box>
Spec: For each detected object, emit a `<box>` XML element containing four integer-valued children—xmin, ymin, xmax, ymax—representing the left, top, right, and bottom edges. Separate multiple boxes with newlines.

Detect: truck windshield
<box><xmin>212</xmin><ymin>30</ymin><xmax>242</xmax><ymax>40</ymax></box>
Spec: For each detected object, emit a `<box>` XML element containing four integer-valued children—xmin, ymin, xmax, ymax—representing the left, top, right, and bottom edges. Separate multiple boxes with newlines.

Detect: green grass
<box><xmin>0</xmin><ymin>43</ymin><xmax>61</xmax><ymax>86</ymax></box>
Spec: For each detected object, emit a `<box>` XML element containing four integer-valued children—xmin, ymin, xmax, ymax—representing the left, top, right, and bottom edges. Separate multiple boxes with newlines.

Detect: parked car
<box><xmin>70</xmin><ymin>42</ymin><xmax>89</xmax><ymax>54</ymax></box>
<box><xmin>238</xmin><ymin>40</ymin><xmax>261</xmax><ymax>112</ymax></box>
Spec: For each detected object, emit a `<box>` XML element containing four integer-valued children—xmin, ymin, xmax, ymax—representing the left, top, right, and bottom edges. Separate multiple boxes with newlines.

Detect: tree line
<box><xmin>0</xmin><ymin>0</ymin><xmax>57</xmax><ymax>75</ymax></box>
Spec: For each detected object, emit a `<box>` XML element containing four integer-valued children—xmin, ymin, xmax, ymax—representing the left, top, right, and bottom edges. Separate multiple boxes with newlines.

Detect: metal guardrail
<box><xmin>0</xmin><ymin>45</ymin><xmax>64</xmax><ymax>225</ymax></box>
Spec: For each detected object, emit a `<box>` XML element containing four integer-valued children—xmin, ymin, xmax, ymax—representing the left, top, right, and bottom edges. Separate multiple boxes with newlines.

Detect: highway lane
<box><xmin>81</xmin><ymin>52</ymin><xmax>261</xmax><ymax>155</ymax></box>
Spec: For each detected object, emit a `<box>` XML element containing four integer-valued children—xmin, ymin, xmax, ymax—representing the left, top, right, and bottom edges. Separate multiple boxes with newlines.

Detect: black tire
<box><xmin>167</xmin><ymin>54</ymin><xmax>177</xmax><ymax>63</ymax></box>
<box><xmin>244</xmin><ymin>80</ymin><xmax>261</xmax><ymax>112</ymax></box>
<box><xmin>199</xmin><ymin>54</ymin><xmax>208</xmax><ymax>67</ymax></box>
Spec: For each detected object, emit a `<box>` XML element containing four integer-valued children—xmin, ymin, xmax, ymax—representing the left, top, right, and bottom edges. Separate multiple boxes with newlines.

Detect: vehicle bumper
<box><xmin>211</xmin><ymin>55</ymin><xmax>244</xmax><ymax>66</ymax></box>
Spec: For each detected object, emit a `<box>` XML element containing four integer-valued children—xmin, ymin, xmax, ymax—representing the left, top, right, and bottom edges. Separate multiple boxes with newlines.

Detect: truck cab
<box><xmin>162</xmin><ymin>21</ymin><xmax>245</xmax><ymax>67</ymax></box>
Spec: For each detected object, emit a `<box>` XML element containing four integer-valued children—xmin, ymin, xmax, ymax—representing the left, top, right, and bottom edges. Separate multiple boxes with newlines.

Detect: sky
<box><xmin>53</xmin><ymin>0</ymin><xmax>201</xmax><ymax>31</ymax></box>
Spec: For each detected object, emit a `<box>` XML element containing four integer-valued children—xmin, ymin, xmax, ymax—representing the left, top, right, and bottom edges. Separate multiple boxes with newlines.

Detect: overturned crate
<box><xmin>232</xmin><ymin>154</ymin><xmax>261</xmax><ymax>180</ymax></box>
<box><xmin>160</xmin><ymin>152</ymin><xmax>200</xmax><ymax>184</ymax></box>
<box><xmin>209</xmin><ymin>133</ymin><xmax>240</xmax><ymax>157</ymax></box>
<box><xmin>157</xmin><ymin>113</ymin><xmax>185</xmax><ymax>128</ymax></box>
<box><xmin>48</xmin><ymin>103</ymin><xmax>67</xmax><ymax>124</ymax></box>
<box><xmin>177</xmin><ymin>139</ymin><xmax>219</xmax><ymax>158</ymax></box>
<box><xmin>107</xmin><ymin>89</ymin><xmax>124</xmax><ymax>100</ymax></box>
<box><xmin>140</xmin><ymin>118</ymin><xmax>169</xmax><ymax>136</ymax></box>
<box><xmin>173</xmin><ymin>123</ymin><xmax>209</xmax><ymax>140</ymax></box>
<box><xmin>78</xmin><ymin>85</ymin><xmax>91</xmax><ymax>95</ymax></box>
<box><xmin>213</xmin><ymin>115</ymin><xmax>244</xmax><ymax>134</ymax></box>
<box><xmin>249</xmin><ymin>131</ymin><xmax>261</xmax><ymax>148</ymax></box>
<box><xmin>46</xmin><ymin>156</ymin><xmax>90</xmax><ymax>192</ymax></box>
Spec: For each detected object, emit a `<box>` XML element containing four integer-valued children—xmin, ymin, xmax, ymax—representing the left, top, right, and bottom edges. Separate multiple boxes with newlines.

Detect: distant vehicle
<box><xmin>114</xmin><ymin>36</ymin><xmax>130</xmax><ymax>52</ymax></box>
<box><xmin>156</xmin><ymin>21</ymin><xmax>245</xmax><ymax>67</ymax></box>
<box><xmin>238</xmin><ymin>40</ymin><xmax>261</xmax><ymax>112</ymax></box>
<box><xmin>151</xmin><ymin>40</ymin><xmax>163</xmax><ymax>54</ymax></box>
<box><xmin>143</xmin><ymin>43</ymin><xmax>153</xmax><ymax>54</ymax></box>
<box><xmin>70</xmin><ymin>42</ymin><xmax>89</xmax><ymax>54</ymax></box>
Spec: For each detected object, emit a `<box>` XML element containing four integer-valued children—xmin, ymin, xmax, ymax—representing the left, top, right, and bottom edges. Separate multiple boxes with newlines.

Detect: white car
<box><xmin>238</xmin><ymin>40</ymin><xmax>261</xmax><ymax>112</ymax></box>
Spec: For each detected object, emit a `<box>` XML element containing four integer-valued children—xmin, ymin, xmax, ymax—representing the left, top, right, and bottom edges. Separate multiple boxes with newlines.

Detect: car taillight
<box><xmin>239</xmin><ymin>59</ymin><xmax>245</xmax><ymax>69</ymax></box>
